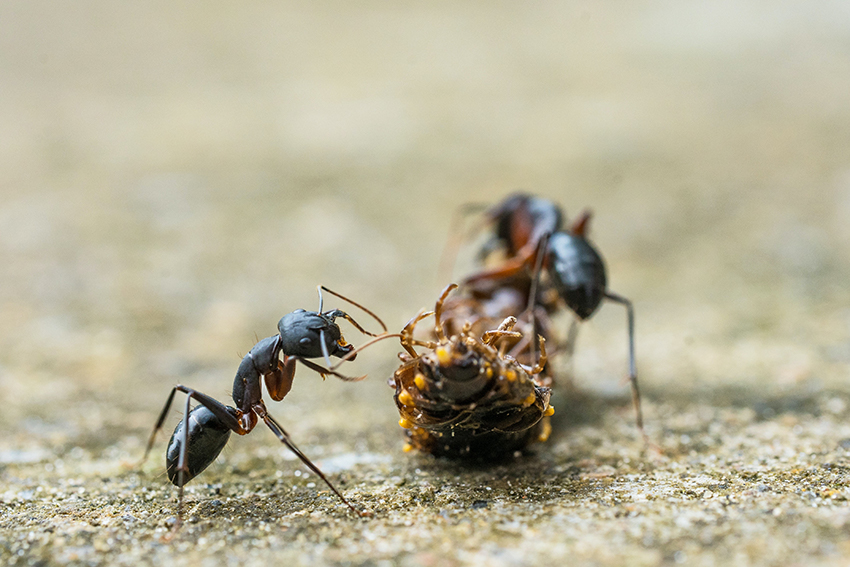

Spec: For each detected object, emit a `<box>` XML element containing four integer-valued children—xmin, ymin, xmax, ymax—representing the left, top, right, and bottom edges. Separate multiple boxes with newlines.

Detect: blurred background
<box><xmin>1</xmin><ymin>1</ymin><xmax>850</xmax><ymax>562</ymax></box>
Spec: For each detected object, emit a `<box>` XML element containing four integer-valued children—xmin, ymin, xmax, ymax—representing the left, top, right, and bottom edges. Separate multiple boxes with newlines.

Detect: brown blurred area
<box><xmin>2</xmin><ymin>2</ymin><xmax>850</xmax><ymax>566</ymax></box>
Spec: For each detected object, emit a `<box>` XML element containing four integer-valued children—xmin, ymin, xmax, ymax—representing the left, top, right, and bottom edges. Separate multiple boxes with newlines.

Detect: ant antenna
<box><xmin>318</xmin><ymin>285</ymin><xmax>388</xmax><ymax>335</ymax></box>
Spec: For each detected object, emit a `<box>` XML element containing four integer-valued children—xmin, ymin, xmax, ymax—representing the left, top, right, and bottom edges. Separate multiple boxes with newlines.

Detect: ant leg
<box><xmin>564</xmin><ymin>318</ymin><xmax>579</xmax><ymax>357</ymax></box>
<box><xmin>291</xmin><ymin>356</ymin><xmax>367</xmax><ymax>382</ymax></box>
<box><xmin>462</xmin><ymin>255</ymin><xmax>529</xmax><ymax>286</ymax></box>
<box><xmin>141</xmin><ymin>385</ymin><xmax>246</xmax><ymax>466</ymax></box>
<box><xmin>150</xmin><ymin>386</ymin><xmax>247</xmax><ymax>529</ymax></box>
<box><xmin>265</xmin><ymin>357</ymin><xmax>296</xmax><ymax>401</ymax></box>
<box><xmin>258</xmin><ymin>409</ymin><xmax>367</xmax><ymax>517</ymax></box>
<box><xmin>140</xmin><ymin>387</ymin><xmax>179</xmax><ymax>467</ymax></box>
<box><xmin>603</xmin><ymin>292</ymin><xmax>647</xmax><ymax>443</ymax></box>
<box><xmin>524</xmin><ymin>234</ymin><xmax>551</xmax><ymax>365</ymax></box>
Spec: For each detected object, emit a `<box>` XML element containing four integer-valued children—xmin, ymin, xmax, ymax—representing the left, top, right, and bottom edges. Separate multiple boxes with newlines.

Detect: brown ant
<box><xmin>460</xmin><ymin>193</ymin><xmax>646</xmax><ymax>442</ymax></box>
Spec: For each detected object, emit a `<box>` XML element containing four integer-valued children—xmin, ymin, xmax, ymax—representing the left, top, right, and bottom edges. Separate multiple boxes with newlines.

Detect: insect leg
<box><xmin>259</xmin><ymin>409</ymin><xmax>367</xmax><ymax>517</ymax></box>
<box><xmin>162</xmin><ymin>386</ymin><xmax>247</xmax><ymax>528</ymax></box>
<box><xmin>603</xmin><ymin>291</ymin><xmax>646</xmax><ymax>443</ymax></box>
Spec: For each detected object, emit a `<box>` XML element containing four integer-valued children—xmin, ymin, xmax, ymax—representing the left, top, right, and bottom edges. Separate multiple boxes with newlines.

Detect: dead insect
<box><xmin>140</xmin><ymin>286</ymin><xmax>388</xmax><ymax>526</ymax></box>
<box><xmin>464</xmin><ymin>192</ymin><xmax>646</xmax><ymax>441</ymax></box>
<box><xmin>391</xmin><ymin>283</ymin><xmax>554</xmax><ymax>458</ymax></box>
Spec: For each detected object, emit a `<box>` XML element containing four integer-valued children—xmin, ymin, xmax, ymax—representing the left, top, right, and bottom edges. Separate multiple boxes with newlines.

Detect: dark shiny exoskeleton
<box><xmin>166</xmin><ymin>406</ymin><xmax>230</xmax><ymax>484</ymax></box>
<box><xmin>141</xmin><ymin>286</ymin><xmax>387</xmax><ymax>526</ymax></box>
<box><xmin>464</xmin><ymin>193</ymin><xmax>645</xmax><ymax>440</ymax></box>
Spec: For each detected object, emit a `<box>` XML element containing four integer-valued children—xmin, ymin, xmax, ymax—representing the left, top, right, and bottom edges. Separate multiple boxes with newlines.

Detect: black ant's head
<box><xmin>277</xmin><ymin>309</ymin><xmax>354</xmax><ymax>359</ymax></box>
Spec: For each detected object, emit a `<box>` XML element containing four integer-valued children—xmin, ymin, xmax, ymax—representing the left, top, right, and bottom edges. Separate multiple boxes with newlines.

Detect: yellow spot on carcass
<box><xmin>544</xmin><ymin>405</ymin><xmax>555</xmax><ymax>417</ymax></box>
<box><xmin>414</xmin><ymin>374</ymin><xmax>427</xmax><ymax>391</ymax></box>
<box><xmin>505</xmin><ymin>370</ymin><xmax>517</xmax><ymax>382</ymax></box>
<box><xmin>523</xmin><ymin>393</ymin><xmax>536</xmax><ymax>406</ymax></box>
<box><xmin>403</xmin><ymin>443</ymin><xmax>413</xmax><ymax>453</ymax></box>
<box><xmin>436</xmin><ymin>346</ymin><xmax>451</xmax><ymax>366</ymax></box>
<box><xmin>398</xmin><ymin>389</ymin><xmax>414</xmax><ymax>406</ymax></box>
<box><xmin>398</xmin><ymin>418</ymin><xmax>414</xmax><ymax>429</ymax></box>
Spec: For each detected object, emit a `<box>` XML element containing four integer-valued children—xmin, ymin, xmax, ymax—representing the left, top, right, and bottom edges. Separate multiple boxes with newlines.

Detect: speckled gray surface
<box><xmin>2</xmin><ymin>2</ymin><xmax>850</xmax><ymax>566</ymax></box>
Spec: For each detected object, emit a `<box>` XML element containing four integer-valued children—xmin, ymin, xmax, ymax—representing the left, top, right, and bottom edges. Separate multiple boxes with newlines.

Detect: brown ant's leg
<box><xmin>462</xmin><ymin>254</ymin><xmax>530</xmax><ymax>286</ymax></box>
<box><xmin>524</xmin><ymin>234</ymin><xmax>551</xmax><ymax>366</ymax></box>
<box><xmin>259</xmin><ymin>410</ymin><xmax>368</xmax><ymax>517</ymax></box>
<box><xmin>603</xmin><ymin>291</ymin><xmax>648</xmax><ymax>445</ymax></box>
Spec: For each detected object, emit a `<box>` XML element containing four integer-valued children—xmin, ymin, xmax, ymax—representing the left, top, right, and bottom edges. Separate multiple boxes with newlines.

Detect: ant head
<box><xmin>277</xmin><ymin>310</ymin><xmax>350</xmax><ymax>359</ymax></box>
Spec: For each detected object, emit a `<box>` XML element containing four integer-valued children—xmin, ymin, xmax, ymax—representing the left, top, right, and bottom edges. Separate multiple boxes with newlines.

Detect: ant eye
<box><xmin>299</xmin><ymin>337</ymin><xmax>312</xmax><ymax>346</ymax></box>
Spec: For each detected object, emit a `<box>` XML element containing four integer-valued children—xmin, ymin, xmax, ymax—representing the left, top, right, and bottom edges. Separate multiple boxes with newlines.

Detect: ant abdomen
<box><xmin>166</xmin><ymin>405</ymin><xmax>232</xmax><ymax>485</ymax></box>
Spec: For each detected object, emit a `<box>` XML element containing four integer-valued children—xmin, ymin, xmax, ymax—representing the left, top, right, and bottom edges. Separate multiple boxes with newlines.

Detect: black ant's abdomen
<box><xmin>166</xmin><ymin>405</ymin><xmax>232</xmax><ymax>485</ymax></box>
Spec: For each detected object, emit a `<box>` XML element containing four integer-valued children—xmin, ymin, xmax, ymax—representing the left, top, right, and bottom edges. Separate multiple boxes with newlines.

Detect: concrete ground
<box><xmin>2</xmin><ymin>2</ymin><xmax>850</xmax><ymax>566</ymax></box>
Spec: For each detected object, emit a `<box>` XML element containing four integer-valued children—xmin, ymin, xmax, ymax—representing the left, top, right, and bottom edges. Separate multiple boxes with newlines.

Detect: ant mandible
<box><xmin>140</xmin><ymin>286</ymin><xmax>389</xmax><ymax>527</ymax></box>
<box><xmin>462</xmin><ymin>193</ymin><xmax>646</xmax><ymax>442</ymax></box>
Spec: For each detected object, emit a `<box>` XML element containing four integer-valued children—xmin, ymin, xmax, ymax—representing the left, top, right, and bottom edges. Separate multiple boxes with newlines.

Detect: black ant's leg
<box><xmin>603</xmin><ymin>292</ymin><xmax>646</xmax><ymax>443</ymax></box>
<box><xmin>291</xmin><ymin>356</ymin><xmax>367</xmax><ymax>382</ymax></box>
<box><xmin>140</xmin><ymin>385</ymin><xmax>245</xmax><ymax>466</ymax></box>
<box><xmin>265</xmin><ymin>357</ymin><xmax>296</xmax><ymax>402</ymax></box>
<box><xmin>564</xmin><ymin>318</ymin><xmax>579</xmax><ymax>357</ymax></box>
<box><xmin>258</xmin><ymin>409</ymin><xmax>367</xmax><ymax>517</ymax></box>
<box><xmin>140</xmin><ymin>387</ymin><xmax>179</xmax><ymax>467</ymax></box>
<box><xmin>150</xmin><ymin>386</ymin><xmax>247</xmax><ymax>529</ymax></box>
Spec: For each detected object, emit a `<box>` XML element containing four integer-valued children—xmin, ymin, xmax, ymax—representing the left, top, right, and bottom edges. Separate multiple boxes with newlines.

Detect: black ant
<box><xmin>140</xmin><ymin>286</ymin><xmax>391</xmax><ymax>527</ymax></box>
<box><xmin>461</xmin><ymin>193</ymin><xmax>646</xmax><ymax>442</ymax></box>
